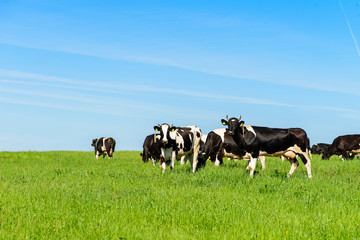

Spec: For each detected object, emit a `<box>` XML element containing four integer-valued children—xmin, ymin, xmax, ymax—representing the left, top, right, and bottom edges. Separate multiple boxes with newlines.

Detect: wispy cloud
<box><xmin>338</xmin><ymin>0</ymin><xmax>360</xmax><ymax>58</ymax></box>
<box><xmin>1</xmin><ymin>68</ymin><xmax>360</xmax><ymax>115</ymax></box>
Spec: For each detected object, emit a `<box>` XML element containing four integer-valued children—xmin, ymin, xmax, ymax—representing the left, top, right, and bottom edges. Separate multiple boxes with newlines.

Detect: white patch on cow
<box><xmin>214</xmin><ymin>159</ymin><xmax>221</xmax><ymax>166</ymax></box>
<box><xmin>101</xmin><ymin>137</ymin><xmax>108</xmax><ymax>152</ymax></box>
<box><xmin>161</xmin><ymin>125</ymin><xmax>169</xmax><ymax>142</ymax></box>
<box><xmin>248</xmin><ymin>156</ymin><xmax>257</xmax><ymax>178</ymax></box>
<box><xmin>169</xmin><ymin>128</ymin><xmax>177</xmax><ymax>140</ymax></box>
<box><xmin>245</xmin><ymin>125</ymin><xmax>256</xmax><ymax>136</ymax></box>
<box><xmin>170</xmin><ymin>151</ymin><xmax>176</xmax><ymax>170</ymax></box>
<box><xmin>259</xmin><ymin>145</ymin><xmax>301</xmax><ymax>159</ymax></box>
<box><xmin>288</xmin><ymin>159</ymin><xmax>300</xmax><ymax>177</ymax></box>
<box><xmin>348</xmin><ymin>148</ymin><xmax>360</xmax><ymax>154</ymax></box>
<box><xmin>223</xmin><ymin>149</ymin><xmax>243</xmax><ymax>159</ymax></box>
<box><xmin>258</xmin><ymin>156</ymin><xmax>266</xmax><ymax>169</ymax></box>
<box><xmin>180</xmin><ymin>155</ymin><xmax>188</xmax><ymax>164</ymax></box>
<box><xmin>201</xmin><ymin>134</ymin><xmax>207</xmax><ymax>143</ymax></box>
<box><xmin>176</xmin><ymin>137</ymin><xmax>186</xmax><ymax>155</ymax></box>
<box><xmin>161</xmin><ymin>162</ymin><xmax>166</xmax><ymax>172</ymax></box>
<box><xmin>212</xmin><ymin>128</ymin><xmax>226</xmax><ymax>142</ymax></box>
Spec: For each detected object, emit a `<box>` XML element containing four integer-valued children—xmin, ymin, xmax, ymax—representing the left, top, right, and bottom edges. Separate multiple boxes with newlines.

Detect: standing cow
<box><xmin>322</xmin><ymin>135</ymin><xmax>360</xmax><ymax>160</ymax></box>
<box><xmin>311</xmin><ymin>143</ymin><xmax>330</xmax><ymax>156</ymax></box>
<box><xmin>200</xmin><ymin>128</ymin><xmax>266</xmax><ymax>169</ymax></box>
<box><xmin>140</xmin><ymin>134</ymin><xmax>162</xmax><ymax>166</ymax></box>
<box><xmin>91</xmin><ymin>137</ymin><xmax>116</xmax><ymax>159</ymax></box>
<box><xmin>154</xmin><ymin>124</ymin><xmax>202</xmax><ymax>173</ymax></box>
<box><xmin>221</xmin><ymin>116</ymin><xmax>312</xmax><ymax>178</ymax></box>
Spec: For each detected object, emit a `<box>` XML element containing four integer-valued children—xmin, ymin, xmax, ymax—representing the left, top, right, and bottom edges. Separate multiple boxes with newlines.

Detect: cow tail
<box><xmin>307</xmin><ymin>137</ymin><xmax>312</xmax><ymax>159</ymax></box>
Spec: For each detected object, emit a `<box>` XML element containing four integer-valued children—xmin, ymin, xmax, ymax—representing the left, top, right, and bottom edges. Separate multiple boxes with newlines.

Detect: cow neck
<box><xmin>232</xmin><ymin>126</ymin><xmax>247</xmax><ymax>146</ymax></box>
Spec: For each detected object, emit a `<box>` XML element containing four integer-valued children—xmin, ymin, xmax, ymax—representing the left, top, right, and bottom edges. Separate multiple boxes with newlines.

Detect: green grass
<box><xmin>0</xmin><ymin>151</ymin><xmax>359</xmax><ymax>239</ymax></box>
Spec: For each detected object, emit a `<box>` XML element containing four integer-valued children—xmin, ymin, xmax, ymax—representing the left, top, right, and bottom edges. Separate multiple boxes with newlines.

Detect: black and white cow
<box><xmin>311</xmin><ymin>143</ymin><xmax>331</xmax><ymax>156</ymax></box>
<box><xmin>221</xmin><ymin>116</ymin><xmax>312</xmax><ymax>178</ymax></box>
<box><xmin>154</xmin><ymin>124</ymin><xmax>202</xmax><ymax>173</ymax></box>
<box><xmin>200</xmin><ymin>128</ymin><xmax>266</xmax><ymax>169</ymax></box>
<box><xmin>91</xmin><ymin>137</ymin><xmax>116</xmax><ymax>159</ymax></box>
<box><xmin>140</xmin><ymin>134</ymin><xmax>162</xmax><ymax>166</ymax></box>
<box><xmin>322</xmin><ymin>135</ymin><xmax>360</xmax><ymax>160</ymax></box>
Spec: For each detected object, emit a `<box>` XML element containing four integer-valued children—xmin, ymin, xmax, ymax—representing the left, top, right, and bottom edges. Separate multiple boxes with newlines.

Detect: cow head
<box><xmin>322</xmin><ymin>153</ymin><xmax>330</xmax><ymax>160</ymax></box>
<box><xmin>154</xmin><ymin>124</ymin><xmax>177</xmax><ymax>144</ymax></box>
<box><xmin>91</xmin><ymin>139</ymin><xmax>98</xmax><ymax>147</ymax></box>
<box><xmin>221</xmin><ymin>115</ymin><xmax>244</xmax><ymax>136</ymax></box>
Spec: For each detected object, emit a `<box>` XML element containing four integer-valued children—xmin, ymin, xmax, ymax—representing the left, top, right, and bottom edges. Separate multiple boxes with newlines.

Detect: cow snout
<box><xmin>162</xmin><ymin>139</ymin><xmax>168</xmax><ymax>144</ymax></box>
<box><xmin>228</xmin><ymin>131</ymin><xmax>234</xmax><ymax>136</ymax></box>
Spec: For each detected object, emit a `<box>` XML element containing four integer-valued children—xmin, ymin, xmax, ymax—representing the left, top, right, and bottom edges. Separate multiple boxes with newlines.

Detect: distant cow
<box><xmin>140</xmin><ymin>134</ymin><xmax>161</xmax><ymax>166</ymax></box>
<box><xmin>91</xmin><ymin>137</ymin><xmax>116</xmax><ymax>159</ymax></box>
<box><xmin>221</xmin><ymin>115</ymin><xmax>312</xmax><ymax>178</ymax></box>
<box><xmin>322</xmin><ymin>135</ymin><xmax>360</xmax><ymax>160</ymax></box>
<box><xmin>200</xmin><ymin>128</ymin><xmax>265</xmax><ymax>169</ymax></box>
<box><xmin>154</xmin><ymin>124</ymin><xmax>202</xmax><ymax>173</ymax></box>
<box><xmin>311</xmin><ymin>143</ymin><xmax>330</xmax><ymax>156</ymax></box>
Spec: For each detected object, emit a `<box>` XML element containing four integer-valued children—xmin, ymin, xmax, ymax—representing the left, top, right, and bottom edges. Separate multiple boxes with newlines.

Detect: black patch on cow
<box><xmin>142</xmin><ymin>134</ymin><xmax>161</xmax><ymax>163</ymax></box>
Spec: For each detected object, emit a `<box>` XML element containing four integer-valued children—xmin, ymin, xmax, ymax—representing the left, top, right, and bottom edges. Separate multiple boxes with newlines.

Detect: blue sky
<box><xmin>0</xmin><ymin>0</ymin><xmax>360</xmax><ymax>151</ymax></box>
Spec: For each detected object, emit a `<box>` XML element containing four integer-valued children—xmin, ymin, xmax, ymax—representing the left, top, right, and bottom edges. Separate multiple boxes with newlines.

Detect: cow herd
<box><xmin>92</xmin><ymin>115</ymin><xmax>360</xmax><ymax>179</ymax></box>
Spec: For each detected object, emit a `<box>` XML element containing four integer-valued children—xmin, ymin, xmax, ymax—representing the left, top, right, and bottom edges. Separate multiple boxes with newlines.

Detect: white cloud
<box><xmin>1</xmin><ymin>68</ymin><xmax>360</xmax><ymax>115</ymax></box>
<box><xmin>338</xmin><ymin>0</ymin><xmax>360</xmax><ymax>58</ymax></box>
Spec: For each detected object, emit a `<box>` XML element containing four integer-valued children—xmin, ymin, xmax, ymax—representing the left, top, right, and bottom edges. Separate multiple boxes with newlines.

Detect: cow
<box><xmin>221</xmin><ymin>115</ymin><xmax>312</xmax><ymax>178</ymax></box>
<box><xmin>154</xmin><ymin>124</ymin><xmax>202</xmax><ymax>173</ymax></box>
<box><xmin>91</xmin><ymin>137</ymin><xmax>116</xmax><ymax>159</ymax></box>
<box><xmin>311</xmin><ymin>143</ymin><xmax>331</xmax><ymax>156</ymax></box>
<box><xmin>322</xmin><ymin>135</ymin><xmax>360</xmax><ymax>160</ymax></box>
<box><xmin>140</xmin><ymin>134</ymin><xmax>162</xmax><ymax>167</ymax></box>
<box><xmin>200</xmin><ymin>128</ymin><xmax>266</xmax><ymax>169</ymax></box>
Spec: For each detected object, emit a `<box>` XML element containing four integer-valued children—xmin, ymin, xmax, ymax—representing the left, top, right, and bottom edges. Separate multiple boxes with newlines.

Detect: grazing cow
<box><xmin>140</xmin><ymin>134</ymin><xmax>161</xmax><ymax>166</ymax></box>
<box><xmin>311</xmin><ymin>143</ymin><xmax>331</xmax><ymax>156</ymax></box>
<box><xmin>200</xmin><ymin>128</ymin><xmax>266</xmax><ymax>169</ymax></box>
<box><xmin>221</xmin><ymin>115</ymin><xmax>312</xmax><ymax>178</ymax></box>
<box><xmin>322</xmin><ymin>135</ymin><xmax>360</xmax><ymax>160</ymax></box>
<box><xmin>91</xmin><ymin>137</ymin><xmax>116</xmax><ymax>159</ymax></box>
<box><xmin>154</xmin><ymin>124</ymin><xmax>202</xmax><ymax>173</ymax></box>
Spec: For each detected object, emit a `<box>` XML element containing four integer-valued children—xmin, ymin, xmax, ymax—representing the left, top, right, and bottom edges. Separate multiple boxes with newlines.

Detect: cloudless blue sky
<box><xmin>0</xmin><ymin>0</ymin><xmax>360</xmax><ymax>151</ymax></box>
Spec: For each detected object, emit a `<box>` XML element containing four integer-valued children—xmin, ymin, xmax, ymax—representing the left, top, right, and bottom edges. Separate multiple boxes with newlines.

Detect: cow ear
<box><xmin>239</xmin><ymin>121</ymin><xmax>245</xmax><ymax>127</ymax></box>
<box><xmin>221</xmin><ymin>119</ymin><xmax>228</xmax><ymax>126</ymax></box>
<box><xmin>154</xmin><ymin>126</ymin><xmax>160</xmax><ymax>132</ymax></box>
<box><xmin>170</xmin><ymin>127</ymin><xmax>176</xmax><ymax>132</ymax></box>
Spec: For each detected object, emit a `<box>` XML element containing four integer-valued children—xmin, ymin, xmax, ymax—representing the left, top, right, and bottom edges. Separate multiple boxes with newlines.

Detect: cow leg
<box><xmin>192</xmin><ymin>147</ymin><xmax>200</xmax><ymax>173</ymax></box>
<box><xmin>180</xmin><ymin>155</ymin><xmax>187</xmax><ymax>165</ymax></box>
<box><xmin>287</xmin><ymin>159</ymin><xmax>299</xmax><ymax>177</ymax></box>
<box><xmin>258</xmin><ymin>156</ymin><xmax>266</xmax><ymax>169</ymax></box>
<box><xmin>215</xmin><ymin>152</ymin><xmax>224</xmax><ymax>167</ymax></box>
<box><xmin>170</xmin><ymin>151</ymin><xmax>176</xmax><ymax>171</ymax></box>
<box><xmin>160</xmin><ymin>157</ymin><xmax>166</xmax><ymax>173</ymax></box>
<box><xmin>152</xmin><ymin>158</ymin><xmax>157</xmax><ymax>167</ymax></box>
<box><xmin>298</xmin><ymin>153</ymin><xmax>312</xmax><ymax>179</ymax></box>
<box><xmin>248</xmin><ymin>156</ymin><xmax>257</xmax><ymax>178</ymax></box>
<box><xmin>95</xmin><ymin>151</ymin><xmax>99</xmax><ymax>159</ymax></box>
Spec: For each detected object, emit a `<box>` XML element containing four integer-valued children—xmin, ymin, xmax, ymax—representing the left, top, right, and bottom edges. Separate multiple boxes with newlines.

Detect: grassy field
<box><xmin>0</xmin><ymin>151</ymin><xmax>359</xmax><ymax>239</ymax></box>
